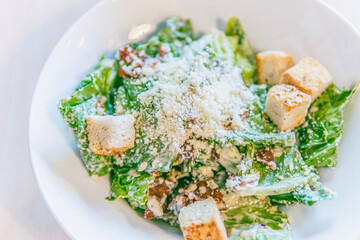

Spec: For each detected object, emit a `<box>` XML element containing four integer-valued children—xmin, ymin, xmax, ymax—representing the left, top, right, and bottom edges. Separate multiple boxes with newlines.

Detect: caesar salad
<box><xmin>58</xmin><ymin>17</ymin><xmax>358</xmax><ymax>240</ymax></box>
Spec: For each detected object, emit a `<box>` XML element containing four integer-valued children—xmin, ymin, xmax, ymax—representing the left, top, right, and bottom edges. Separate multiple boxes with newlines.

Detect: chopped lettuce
<box><xmin>134</xmin><ymin>17</ymin><xmax>194</xmax><ymax>57</ymax></box>
<box><xmin>58</xmin><ymin>57</ymin><xmax>120</xmax><ymax>176</ymax></box>
<box><xmin>107</xmin><ymin>166</ymin><xmax>156</xmax><ymax>208</ymax></box>
<box><xmin>114</xmin><ymin>78</ymin><xmax>152</xmax><ymax>113</ymax></box>
<box><xmin>234</xmin><ymin>130</ymin><xmax>295</xmax><ymax>148</ymax></box>
<box><xmin>225</xmin><ymin>17</ymin><xmax>257</xmax><ymax>85</ymax></box>
<box><xmin>229</xmin><ymin>224</ymin><xmax>292</xmax><ymax>240</ymax></box>
<box><xmin>223</xmin><ymin>194</ymin><xmax>291</xmax><ymax>238</ymax></box>
<box><xmin>296</xmin><ymin>83</ymin><xmax>358</xmax><ymax>167</ymax></box>
<box><xmin>114</xmin><ymin>80</ymin><xmax>176</xmax><ymax>172</ymax></box>
<box><xmin>225</xmin><ymin>145</ymin><xmax>317</xmax><ymax>196</ymax></box>
<box><xmin>270</xmin><ymin>182</ymin><xmax>336</xmax><ymax>206</ymax></box>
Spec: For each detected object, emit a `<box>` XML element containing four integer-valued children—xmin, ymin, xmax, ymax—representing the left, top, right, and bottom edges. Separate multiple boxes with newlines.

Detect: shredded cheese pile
<box><xmin>130</xmin><ymin>42</ymin><xmax>254</xmax><ymax>160</ymax></box>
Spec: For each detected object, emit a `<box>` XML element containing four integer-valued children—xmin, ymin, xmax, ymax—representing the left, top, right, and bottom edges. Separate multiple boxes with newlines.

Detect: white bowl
<box><xmin>29</xmin><ymin>0</ymin><xmax>360</xmax><ymax>239</ymax></box>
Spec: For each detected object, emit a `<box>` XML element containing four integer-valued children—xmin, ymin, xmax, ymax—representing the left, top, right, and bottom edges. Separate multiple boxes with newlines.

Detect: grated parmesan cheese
<box><xmin>132</xmin><ymin>37</ymin><xmax>254</xmax><ymax>158</ymax></box>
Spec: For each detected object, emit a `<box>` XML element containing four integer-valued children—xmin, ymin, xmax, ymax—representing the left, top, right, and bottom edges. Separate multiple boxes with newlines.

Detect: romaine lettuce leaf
<box><xmin>225</xmin><ymin>145</ymin><xmax>317</xmax><ymax>196</ymax></box>
<box><xmin>229</xmin><ymin>224</ymin><xmax>292</xmax><ymax>240</ymax></box>
<box><xmin>296</xmin><ymin>83</ymin><xmax>358</xmax><ymax>167</ymax></box>
<box><xmin>58</xmin><ymin>57</ymin><xmax>120</xmax><ymax>176</ymax></box>
<box><xmin>107</xmin><ymin>165</ymin><xmax>156</xmax><ymax>208</ymax></box>
<box><xmin>225</xmin><ymin>17</ymin><xmax>257</xmax><ymax>86</ymax></box>
<box><xmin>114</xmin><ymin>78</ymin><xmax>152</xmax><ymax>114</ymax></box>
<box><xmin>233</xmin><ymin>130</ymin><xmax>295</xmax><ymax>148</ymax></box>
<box><xmin>114</xmin><ymin>80</ymin><xmax>176</xmax><ymax>172</ymax></box>
<box><xmin>223</xmin><ymin>194</ymin><xmax>291</xmax><ymax>239</ymax></box>
<box><xmin>59</xmin><ymin>98</ymin><xmax>112</xmax><ymax>176</ymax></box>
<box><xmin>270</xmin><ymin>182</ymin><xmax>336</xmax><ymax>206</ymax></box>
<box><xmin>134</xmin><ymin>17</ymin><xmax>194</xmax><ymax>57</ymax></box>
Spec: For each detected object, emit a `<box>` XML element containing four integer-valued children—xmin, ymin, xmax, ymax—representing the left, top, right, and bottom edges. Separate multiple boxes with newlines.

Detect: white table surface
<box><xmin>1</xmin><ymin>0</ymin><xmax>359</xmax><ymax>239</ymax></box>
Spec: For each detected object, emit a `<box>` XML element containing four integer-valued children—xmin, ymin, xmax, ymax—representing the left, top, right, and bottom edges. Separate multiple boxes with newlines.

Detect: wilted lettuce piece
<box><xmin>134</xmin><ymin>17</ymin><xmax>194</xmax><ymax>57</ymax></box>
<box><xmin>208</xmin><ymin>29</ymin><xmax>236</xmax><ymax>62</ymax></box>
<box><xmin>114</xmin><ymin>79</ymin><xmax>152</xmax><ymax>114</ymax></box>
<box><xmin>225</xmin><ymin>17</ymin><xmax>257</xmax><ymax>85</ymax></box>
<box><xmin>223</xmin><ymin>194</ymin><xmax>291</xmax><ymax>238</ymax></box>
<box><xmin>270</xmin><ymin>182</ymin><xmax>336</xmax><ymax>206</ymax></box>
<box><xmin>114</xmin><ymin>80</ymin><xmax>176</xmax><ymax>172</ymax></box>
<box><xmin>58</xmin><ymin>57</ymin><xmax>120</xmax><ymax>176</ymax></box>
<box><xmin>234</xmin><ymin>130</ymin><xmax>295</xmax><ymax>148</ymax></box>
<box><xmin>107</xmin><ymin>166</ymin><xmax>155</xmax><ymax>208</ymax></box>
<box><xmin>226</xmin><ymin>145</ymin><xmax>317</xmax><ymax>196</ymax></box>
<box><xmin>296</xmin><ymin>83</ymin><xmax>358</xmax><ymax>167</ymax></box>
<box><xmin>229</xmin><ymin>224</ymin><xmax>292</xmax><ymax>240</ymax></box>
<box><xmin>226</xmin><ymin>86</ymin><xmax>295</xmax><ymax>147</ymax></box>
<box><xmin>59</xmin><ymin>98</ymin><xmax>112</xmax><ymax>176</ymax></box>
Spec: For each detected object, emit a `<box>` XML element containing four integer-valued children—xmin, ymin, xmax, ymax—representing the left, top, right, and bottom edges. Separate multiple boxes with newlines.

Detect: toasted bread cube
<box><xmin>179</xmin><ymin>198</ymin><xmax>228</xmax><ymax>240</ymax></box>
<box><xmin>281</xmin><ymin>57</ymin><xmax>332</xmax><ymax>101</ymax></box>
<box><xmin>265</xmin><ymin>84</ymin><xmax>311</xmax><ymax>131</ymax></box>
<box><xmin>256</xmin><ymin>51</ymin><xmax>294</xmax><ymax>85</ymax></box>
<box><xmin>86</xmin><ymin>115</ymin><xmax>135</xmax><ymax>155</ymax></box>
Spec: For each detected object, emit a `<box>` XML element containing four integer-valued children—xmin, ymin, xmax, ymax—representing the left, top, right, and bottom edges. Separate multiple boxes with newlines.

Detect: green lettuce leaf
<box><xmin>114</xmin><ymin>78</ymin><xmax>152</xmax><ymax>113</ymax></box>
<box><xmin>134</xmin><ymin>17</ymin><xmax>194</xmax><ymax>57</ymax></box>
<box><xmin>58</xmin><ymin>57</ymin><xmax>120</xmax><ymax>176</ymax></box>
<box><xmin>223</xmin><ymin>194</ymin><xmax>291</xmax><ymax>239</ymax></box>
<box><xmin>233</xmin><ymin>130</ymin><xmax>295</xmax><ymax>148</ymax></box>
<box><xmin>270</xmin><ymin>181</ymin><xmax>336</xmax><ymax>206</ymax></box>
<box><xmin>296</xmin><ymin>83</ymin><xmax>358</xmax><ymax>167</ymax></box>
<box><xmin>225</xmin><ymin>17</ymin><xmax>257</xmax><ymax>86</ymax></box>
<box><xmin>107</xmin><ymin>165</ymin><xmax>156</xmax><ymax>208</ymax></box>
<box><xmin>114</xmin><ymin>79</ymin><xmax>176</xmax><ymax>172</ymax></box>
<box><xmin>229</xmin><ymin>224</ymin><xmax>292</xmax><ymax>240</ymax></box>
<box><xmin>224</xmin><ymin>145</ymin><xmax>317</xmax><ymax>196</ymax></box>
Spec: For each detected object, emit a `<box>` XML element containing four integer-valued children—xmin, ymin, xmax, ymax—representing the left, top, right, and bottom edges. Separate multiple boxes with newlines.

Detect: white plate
<box><xmin>29</xmin><ymin>0</ymin><xmax>360</xmax><ymax>239</ymax></box>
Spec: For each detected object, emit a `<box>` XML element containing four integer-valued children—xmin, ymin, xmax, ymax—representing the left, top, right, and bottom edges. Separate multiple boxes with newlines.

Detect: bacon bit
<box><xmin>190</xmin><ymin>181</ymin><xmax>223</xmax><ymax>202</ymax></box>
<box><xmin>211</xmin><ymin>148</ymin><xmax>220</xmax><ymax>161</ymax></box>
<box><xmin>239</xmin><ymin>110</ymin><xmax>249</xmax><ymax>121</ymax></box>
<box><xmin>144</xmin><ymin>206</ymin><xmax>156</xmax><ymax>219</ymax></box>
<box><xmin>222</xmin><ymin>117</ymin><xmax>234</xmax><ymax>130</ymax></box>
<box><xmin>118</xmin><ymin>67</ymin><xmax>127</xmax><ymax>78</ymax></box>
<box><xmin>168</xmin><ymin>180</ymin><xmax>227</xmax><ymax>215</ymax></box>
<box><xmin>149</xmin><ymin>61</ymin><xmax>158</xmax><ymax>69</ymax></box>
<box><xmin>120</xmin><ymin>46</ymin><xmax>147</xmax><ymax>63</ymax></box>
<box><xmin>158</xmin><ymin>44</ymin><xmax>171</xmax><ymax>57</ymax></box>
<box><xmin>168</xmin><ymin>194</ymin><xmax>190</xmax><ymax>215</ymax></box>
<box><xmin>181</xmin><ymin>152</ymin><xmax>194</xmax><ymax>163</ymax></box>
<box><xmin>256</xmin><ymin>148</ymin><xmax>277</xmax><ymax>170</ymax></box>
<box><xmin>184</xmin><ymin>180</ymin><xmax>226</xmax><ymax>210</ymax></box>
<box><xmin>148</xmin><ymin>171</ymin><xmax>160</xmax><ymax>176</ymax></box>
<box><xmin>262</xmin><ymin>113</ymin><xmax>268</xmax><ymax>119</ymax></box>
<box><xmin>118</xmin><ymin>46</ymin><xmax>149</xmax><ymax>78</ymax></box>
<box><xmin>95</xmin><ymin>98</ymin><xmax>105</xmax><ymax>108</ymax></box>
<box><xmin>184</xmin><ymin>117</ymin><xmax>196</xmax><ymax>129</ymax></box>
<box><xmin>144</xmin><ymin>178</ymin><xmax>175</xmax><ymax>219</ymax></box>
<box><xmin>228</xmin><ymin>176</ymin><xmax>258</xmax><ymax>187</ymax></box>
<box><xmin>180</xmin><ymin>144</ymin><xmax>194</xmax><ymax>163</ymax></box>
<box><xmin>189</xmin><ymin>86</ymin><xmax>196</xmax><ymax>93</ymax></box>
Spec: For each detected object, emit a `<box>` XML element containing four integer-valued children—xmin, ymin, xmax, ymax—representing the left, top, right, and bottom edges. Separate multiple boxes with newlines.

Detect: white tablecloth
<box><xmin>0</xmin><ymin>0</ymin><xmax>359</xmax><ymax>239</ymax></box>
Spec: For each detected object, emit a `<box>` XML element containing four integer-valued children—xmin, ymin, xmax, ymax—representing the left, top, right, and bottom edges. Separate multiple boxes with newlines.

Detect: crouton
<box><xmin>265</xmin><ymin>84</ymin><xmax>311</xmax><ymax>131</ymax></box>
<box><xmin>281</xmin><ymin>57</ymin><xmax>332</xmax><ymax>101</ymax></box>
<box><xmin>179</xmin><ymin>198</ymin><xmax>228</xmax><ymax>240</ymax></box>
<box><xmin>86</xmin><ymin>115</ymin><xmax>135</xmax><ymax>155</ymax></box>
<box><xmin>256</xmin><ymin>51</ymin><xmax>294</xmax><ymax>85</ymax></box>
